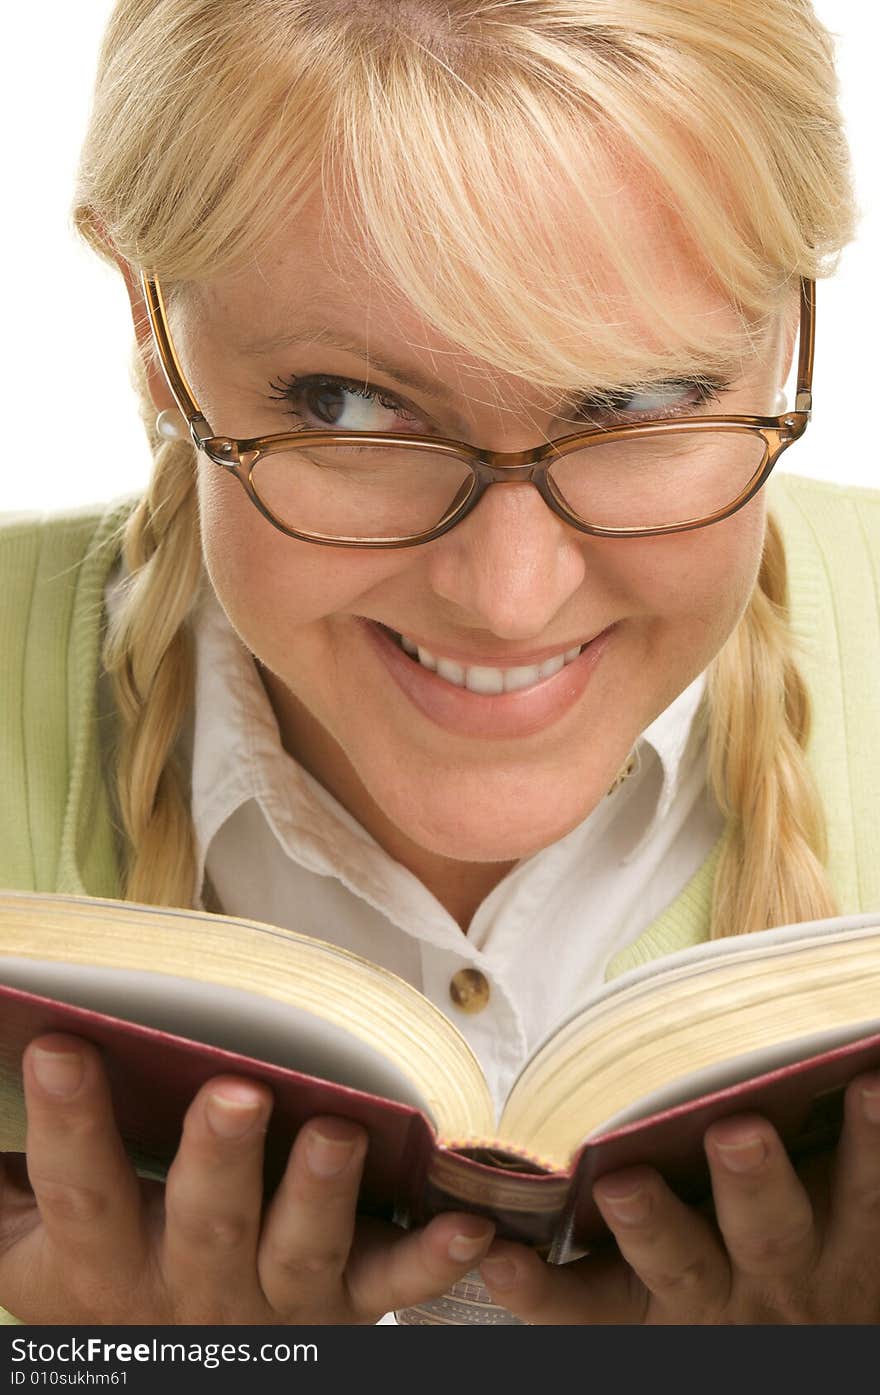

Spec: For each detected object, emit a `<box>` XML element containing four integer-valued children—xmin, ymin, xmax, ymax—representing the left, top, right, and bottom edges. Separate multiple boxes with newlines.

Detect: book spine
<box><xmin>394</xmin><ymin>1145</ymin><xmax>571</xmax><ymax>1326</ymax></box>
<box><xmin>414</xmin><ymin>1144</ymin><xmax>570</xmax><ymax>1244</ymax></box>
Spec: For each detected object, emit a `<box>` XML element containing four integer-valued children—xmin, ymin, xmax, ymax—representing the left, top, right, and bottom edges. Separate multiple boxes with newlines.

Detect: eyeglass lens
<box><xmin>247</xmin><ymin>430</ymin><xmax>768</xmax><ymax>541</ymax></box>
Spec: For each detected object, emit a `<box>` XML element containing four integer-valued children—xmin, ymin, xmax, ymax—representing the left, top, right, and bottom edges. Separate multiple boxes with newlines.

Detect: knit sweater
<box><xmin>0</xmin><ymin>471</ymin><xmax>878</xmax><ymax>1323</ymax></box>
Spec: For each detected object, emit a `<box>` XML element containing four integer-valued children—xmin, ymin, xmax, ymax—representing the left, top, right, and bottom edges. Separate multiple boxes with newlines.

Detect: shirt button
<box><xmin>449</xmin><ymin>968</ymin><xmax>490</xmax><ymax>1014</ymax></box>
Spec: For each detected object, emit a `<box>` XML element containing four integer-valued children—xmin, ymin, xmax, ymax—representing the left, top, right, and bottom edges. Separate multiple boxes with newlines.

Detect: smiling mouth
<box><xmin>376</xmin><ymin>623</ymin><xmax>591</xmax><ymax>695</ymax></box>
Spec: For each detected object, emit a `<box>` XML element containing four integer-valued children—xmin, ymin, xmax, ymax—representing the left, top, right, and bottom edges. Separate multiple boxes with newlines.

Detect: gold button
<box><xmin>449</xmin><ymin>968</ymin><xmax>490</xmax><ymax>1014</ymax></box>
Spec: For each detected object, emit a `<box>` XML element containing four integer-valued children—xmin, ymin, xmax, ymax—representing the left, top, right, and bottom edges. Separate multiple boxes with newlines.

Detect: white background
<box><xmin>2</xmin><ymin>2</ymin><xmax>877</xmax><ymax>512</ymax></box>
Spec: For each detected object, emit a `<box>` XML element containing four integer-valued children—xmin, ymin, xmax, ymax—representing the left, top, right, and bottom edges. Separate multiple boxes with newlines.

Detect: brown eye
<box><xmin>305</xmin><ymin>381</ymin><xmax>348</xmax><ymax>425</ymax></box>
<box><xmin>268</xmin><ymin>373</ymin><xmax>420</xmax><ymax>432</ymax></box>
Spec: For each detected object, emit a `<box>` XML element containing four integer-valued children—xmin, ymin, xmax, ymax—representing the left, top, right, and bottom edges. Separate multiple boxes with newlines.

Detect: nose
<box><xmin>425</xmin><ymin>481</ymin><xmax>588</xmax><ymax>640</ymax></box>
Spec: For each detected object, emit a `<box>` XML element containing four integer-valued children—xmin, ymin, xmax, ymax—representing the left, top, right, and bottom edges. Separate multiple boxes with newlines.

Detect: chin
<box><xmin>357</xmin><ymin>732</ymin><xmax>637</xmax><ymax>863</ymax></box>
<box><xmin>392</xmin><ymin>789</ymin><xmax>607</xmax><ymax>864</ymax></box>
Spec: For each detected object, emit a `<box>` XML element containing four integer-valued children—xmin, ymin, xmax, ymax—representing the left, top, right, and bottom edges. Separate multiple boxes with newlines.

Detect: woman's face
<box><xmin>144</xmin><ymin>186</ymin><xmax>794</xmax><ymax>875</ymax></box>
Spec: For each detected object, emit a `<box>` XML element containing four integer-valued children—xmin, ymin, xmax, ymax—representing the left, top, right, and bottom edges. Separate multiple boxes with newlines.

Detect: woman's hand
<box><xmin>478</xmin><ymin>1072</ymin><xmax>880</xmax><ymax>1324</ymax></box>
<box><xmin>0</xmin><ymin>1033</ymin><xmax>495</xmax><ymax>1325</ymax></box>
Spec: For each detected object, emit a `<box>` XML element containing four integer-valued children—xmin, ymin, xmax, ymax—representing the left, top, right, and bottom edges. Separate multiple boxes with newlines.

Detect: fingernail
<box><xmin>712</xmin><ymin>1129</ymin><xmax>768</xmax><ymax>1172</ymax></box>
<box><xmin>447</xmin><ymin>1227</ymin><xmax>493</xmax><ymax>1263</ymax></box>
<box><xmin>862</xmin><ymin>1085</ymin><xmax>880</xmax><ymax>1125</ymax></box>
<box><xmin>594</xmin><ymin>1180</ymin><xmax>652</xmax><ymax>1224</ymax></box>
<box><xmin>31</xmin><ymin>1047</ymin><xmax>84</xmax><ymax>1098</ymax></box>
<box><xmin>480</xmin><ymin>1257</ymin><xmax>517</xmax><ymax>1290</ymax></box>
<box><xmin>306</xmin><ymin>1125</ymin><xmax>361</xmax><ymax>1178</ymax></box>
<box><xmin>206</xmin><ymin>1084</ymin><xmax>267</xmax><ymax>1139</ymax></box>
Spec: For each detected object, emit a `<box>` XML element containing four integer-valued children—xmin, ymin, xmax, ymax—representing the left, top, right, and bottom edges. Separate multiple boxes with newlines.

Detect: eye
<box><xmin>268</xmin><ymin>373</ymin><xmax>422</xmax><ymax>433</ymax></box>
<box><xmin>587</xmin><ymin>378</ymin><xmax>725</xmax><ymax>424</ymax></box>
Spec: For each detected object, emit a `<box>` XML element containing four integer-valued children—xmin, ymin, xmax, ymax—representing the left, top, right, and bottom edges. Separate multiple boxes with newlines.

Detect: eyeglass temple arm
<box><xmin>140</xmin><ymin>272</ymin><xmax>212</xmax><ymax>441</ymax></box>
<box><xmin>794</xmin><ymin>277</ymin><xmax>815</xmax><ymax>414</ymax></box>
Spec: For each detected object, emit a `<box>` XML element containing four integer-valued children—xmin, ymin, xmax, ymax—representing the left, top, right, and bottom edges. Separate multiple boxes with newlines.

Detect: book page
<box><xmin>585</xmin><ymin>1014</ymin><xmax>880</xmax><ymax>1137</ymax></box>
<box><xmin>499</xmin><ymin>913</ymin><xmax>880</xmax><ymax>1163</ymax></box>
<box><xmin>534</xmin><ymin>909</ymin><xmax>880</xmax><ymax>1063</ymax></box>
<box><xmin>0</xmin><ymin>891</ymin><xmax>497</xmax><ymax>1141</ymax></box>
<box><xmin>0</xmin><ymin>957</ymin><xmax>437</xmax><ymax>1122</ymax></box>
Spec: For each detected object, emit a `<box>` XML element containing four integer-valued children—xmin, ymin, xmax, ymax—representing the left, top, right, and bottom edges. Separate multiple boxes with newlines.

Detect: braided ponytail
<box><xmin>102</xmin><ymin>352</ymin><xmax>203</xmax><ymax>908</ymax></box>
<box><xmin>706</xmin><ymin>508</ymin><xmax>838</xmax><ymax>938</ymax></box>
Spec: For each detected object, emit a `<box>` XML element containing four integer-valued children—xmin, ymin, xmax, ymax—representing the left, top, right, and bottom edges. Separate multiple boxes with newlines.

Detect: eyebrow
<box><xmin>243</xmin><ymin>325</ymin><xmax>462</xmax><ymax>405</ymax></box>
<box><xmin>238</xmin><ymin>322</ymin><xmax>741</xmax><ymax>429</ymax></box>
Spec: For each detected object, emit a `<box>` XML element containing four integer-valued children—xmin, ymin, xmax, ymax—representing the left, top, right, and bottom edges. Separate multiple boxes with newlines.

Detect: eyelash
<box><xmin>266</xmin><ymin>372</ymin><xmax>725</xmax><ymax>433</ymax></box>
<box><xmin>268</xmin><ymin>374</ymin><xmax>419</xmax><ymax>429</ymax></box>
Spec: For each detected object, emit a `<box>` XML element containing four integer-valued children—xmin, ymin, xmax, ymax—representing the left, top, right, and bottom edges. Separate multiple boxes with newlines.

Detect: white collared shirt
<box><xmin>105</xmin><ymin>571</ymin><xmax>723</xmax><ymax>1117</ymax></box>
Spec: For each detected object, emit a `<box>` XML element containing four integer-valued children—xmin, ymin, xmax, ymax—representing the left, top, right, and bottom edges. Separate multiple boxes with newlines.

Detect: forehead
<box><xmin>179</xmin><ymin>153</ymin><xmax>755</xmax><ymax>411</ymax></box>
<box><xmin>200</xmin><ymin>178</ymin><xmax>722</xmax><ymax>313</ymax></box>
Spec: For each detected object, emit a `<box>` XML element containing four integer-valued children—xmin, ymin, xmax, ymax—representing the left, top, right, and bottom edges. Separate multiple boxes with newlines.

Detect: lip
<box><xmin>376</xmin><ymin>626</ymin><xmax>606</xmax><ymax>669</ymax></box>
<box><xmin>359</xmin><ymin>617</ymin><xmax>616</xmax><ymax>739</ymax></box>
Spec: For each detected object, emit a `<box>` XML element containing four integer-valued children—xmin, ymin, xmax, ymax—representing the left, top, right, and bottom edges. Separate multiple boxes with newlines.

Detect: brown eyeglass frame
<box><xmin>141</xmin><ymin>271</ymin><xmax>815</xmax><ymax>548</ymax></box>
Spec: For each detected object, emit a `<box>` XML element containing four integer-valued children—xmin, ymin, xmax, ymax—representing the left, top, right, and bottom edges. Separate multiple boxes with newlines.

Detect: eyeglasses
<box><xmin>141</xmin><ymin>272</ymin><xmax>815</xmax><ymax>548</ymax></box>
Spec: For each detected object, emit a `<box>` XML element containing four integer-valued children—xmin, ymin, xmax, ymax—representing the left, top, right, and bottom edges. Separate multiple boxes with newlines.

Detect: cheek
<box><xmin>617</xmin><ymin>499</ymin><xmax>767</xmax><ymax>636</ymax></box>
<box><xmin>196</xmin><ymin>464</ymin><xmax>403</xmax><ymax>639</ymax></box>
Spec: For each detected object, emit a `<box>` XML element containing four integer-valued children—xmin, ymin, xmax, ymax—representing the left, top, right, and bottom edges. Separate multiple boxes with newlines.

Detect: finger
<box><xmin>481</xmin><ymin>1165</ymin><xmax>732</xmax><ymax>1325</ymax></box>
<box><xmin>345</xmin><ymin>1208</ymin><xmax>497</xmax><ymax>1321</ymax></box>
<box><xmin>21</xmin><ymin>1036</ymin><xmax>148</xmax><ymax>1290</ymax></box>
<box><xmin>705</xmin><ymin>1113</ymin><xmax>819</xmax><ymax>1287</ymax></box>
<box><xmin>826</xmin><ymin>1072</ymin><xmax>880</xmax><ymax>1264</ymax></box>
<box><xmin>161</xmin><ymin>1075</ymin><xmax>274</xmax><ymax>1317</ymax></box>
<box><xmin>593</xmin><ymin>1165</ymin><xmax>732</xmax><ymax>1321</ymax></box>
<box><xmin>260</xmin><ymin>1117</ymin><xmax>496</xmax><ymax>1321</ymax></box>
<box><xmin>257</xmin><ymin>1116</ymin><xmax>369</xmax><ymax>1316</ymax></box>
<box><xmin>480</xmin><ymin>1240</ymin><xmax>638</xmax><ymax>1324</ymax></box>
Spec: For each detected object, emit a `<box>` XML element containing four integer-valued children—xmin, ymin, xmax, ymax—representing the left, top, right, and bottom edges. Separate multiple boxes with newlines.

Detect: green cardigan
<box><xmin>0</xmin><ymin>472</ymin><xmax>879</xmax><ymax>1323</ymax></box>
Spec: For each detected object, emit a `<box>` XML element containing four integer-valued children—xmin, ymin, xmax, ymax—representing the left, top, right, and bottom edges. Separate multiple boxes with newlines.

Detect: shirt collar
<box><xmin>622</xmin><ymin>668</ymin><xmax>709</xmax><ymax>862</ymax></box>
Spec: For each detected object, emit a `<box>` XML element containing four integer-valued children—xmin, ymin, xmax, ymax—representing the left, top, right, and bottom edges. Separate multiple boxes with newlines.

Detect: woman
<box><xmin>1</xmin><ymin>0</ymin><xmax>878</xmax><ymax>1325</ymax></box>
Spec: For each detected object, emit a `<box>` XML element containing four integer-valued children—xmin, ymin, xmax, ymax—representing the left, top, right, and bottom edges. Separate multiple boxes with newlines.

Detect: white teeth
<box><xmin>417</xmin><ymin>645</ymin><xmax>437</xmax><ymax>671</ymax></box>
<box><xmin>465</xmin><ymin>666</ymin><xmax>505</xmax><ymax>695</ymax></box>
<box><xmin>503</xmin><ymin>664</ymin><xmax>544</xmax><ymax>693</ymax></box>
<box><xmin>538</xmin><ymin>654</ymin><xmax>565</xmax><ymax>681</ymax></box>
<box><xmin>396</xmin><ymin>631</ymin><xmax>585</xmax><ymax>692</ymax></box>
<box><xmin>436</xmin><ymin>657</ymin><xmax>466</xmax><ymax>685</ymax></box>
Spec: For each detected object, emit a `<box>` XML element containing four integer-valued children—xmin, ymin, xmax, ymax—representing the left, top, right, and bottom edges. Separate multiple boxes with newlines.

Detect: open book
<box><xmin>0</xmin><ymin>889</ymin><xmax>878</xmax><ymax>1263</ymax></box>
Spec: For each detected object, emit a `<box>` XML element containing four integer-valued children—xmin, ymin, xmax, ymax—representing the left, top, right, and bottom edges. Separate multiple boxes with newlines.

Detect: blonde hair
<box><xmin>75</xmin><ymin>0</ymin><xmax>853</xmax><ymax>928</ymax></box>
